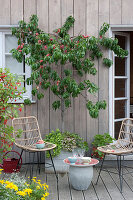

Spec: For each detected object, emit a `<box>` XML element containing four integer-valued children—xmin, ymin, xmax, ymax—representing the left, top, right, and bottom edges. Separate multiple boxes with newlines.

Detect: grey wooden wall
<box><xmin>1</xmin><ymin>0</ymin><xmax>133</xmax><ymax>148</ymax></box>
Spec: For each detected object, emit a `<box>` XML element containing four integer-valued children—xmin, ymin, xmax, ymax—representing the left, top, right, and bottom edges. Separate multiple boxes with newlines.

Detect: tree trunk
<box><xmin>61</xmin><ymin>65</ymin><xmax>65</xmax><ymax>133</ymax></box>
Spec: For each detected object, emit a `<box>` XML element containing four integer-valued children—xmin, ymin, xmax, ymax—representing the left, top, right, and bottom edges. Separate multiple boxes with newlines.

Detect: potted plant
<box><xmin>91</xmin><ymin>133</ymin><xmax>115</xmax><ymax>159</ymax></box>
<box><xmin>44</xmin><ymin>129</ymin><xmax>89</xmax><ymax>172</ymax></box>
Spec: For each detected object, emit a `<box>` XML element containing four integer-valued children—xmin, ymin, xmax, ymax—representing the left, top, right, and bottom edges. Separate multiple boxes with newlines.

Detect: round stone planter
<box><xmin>45</xmin><ymin>150</ymin><xmax>73</xmax><ymax>173</ymax></box>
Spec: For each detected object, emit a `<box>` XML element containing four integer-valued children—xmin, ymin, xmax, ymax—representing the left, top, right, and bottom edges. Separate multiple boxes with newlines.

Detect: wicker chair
<box><xmin>96</xmin><ymin>118</ymin><xmax>133</xmax><ymax>192</ymax></box>
<box><xmin>12</xmin><ymin>116</ymin><xmax>57</xmax><ymax>181</ymax></box>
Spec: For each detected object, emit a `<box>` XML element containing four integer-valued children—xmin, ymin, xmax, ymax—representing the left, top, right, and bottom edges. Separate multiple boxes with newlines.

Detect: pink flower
<box><xmin>57</xmin><ymin>29</ymin><xmax>60</xmax><ymax>33</ymax></box>
<box><xmin>46</xmin><ymin>54</ymin><xmax>50</xmax><ymax>57</ymax></box>
<box><xmin>50</xmin><ymin>38</ymin><xmax>53</xmax><ymax>41</ymax></box>
<box><xmin>38</xmin><ymin>40</ymin><xmax>42</xmax><ymax>44</ymax></box>
<box><xmin>40</xmin><ymin>65</ymin><xmax>43</xmax><ymax>69</ymax></box>
<box><xmin>44</xmin><ymin>45</ymin><xmax>47</xmax><ymax>49</ymax></box>
<box><xmin>40</xmin><ymin>60</ymin><xmax>43</xmax><ymax>63</ymax></box>
<box><xmin>57</xmin><ymin>80</ymin><xmax>60</xmax><ymax>86</ymax></box>
<box><xmin>19</xmin><ymin>50</ymin><xmax>22</xmax><ymax>52</ymax></box>
<box><xmin>36</xmin><ymin>33</ymin><xmax>39</xmax><ymax>36</ymax></box>
<box><xmin>60</xmin><ymin>45</ymin><xmax>64</xmax><ymax>49</ymax></box>
<box><xmin>82</xmin><ymin>35</ymin><xmax>89</xmax><ymax>38</ymax></box>
<box><xmin>17</xmin><ymin>45</ymin><xmax>20</xmax><ymax>49</ymax></box>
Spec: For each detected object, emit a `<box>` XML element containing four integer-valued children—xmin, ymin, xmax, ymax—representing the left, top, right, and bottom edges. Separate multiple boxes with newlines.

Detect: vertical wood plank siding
<box><xmin>86</xmin><ymin>0</ymin><xmax>98</xmax><ymax>145</ymax></box>
<box><xmin>2</xmin><ymin>0</ymin><xmax>133</xmax><ymax>148</ymax></box>
<box><xmin>98</xmin><ymin>0</ymin><xmax>109</xmax><ymax>134</ymax></box>
<box><xmin>74</xmin><ymin>0</ymin><xmax>87</xmax><ymax>142</ymax></box>
<box><xmin>49</xmin><ymin>0</ymin><xmax>62</xmax><ymax>132</ymax></box>
<box><xmin>37</xmin><ymin>0</ymin><xmax>49</xmax><ymax>134</ymax></box>
<box><xmin>62</xmin><ymin>0</ymin><xmax>74</xmax><ymax>132</ymax></box>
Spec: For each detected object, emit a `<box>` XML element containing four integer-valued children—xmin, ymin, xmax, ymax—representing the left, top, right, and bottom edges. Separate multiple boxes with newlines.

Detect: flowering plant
<box><xmin>0</xmin><ymin>171</ymin><xmax>49</xmax><ymax>200</ymax></box>
<box><xmin>62</xmin><ymin>131</ymin><xmax>89</xmax><ymax>152</ymax></box>
<box><xmin>0</xmin><ymin>68</ymin><xmax>24</xmax><ymax>159</ymax></box>
<box><xmin>45</xmin><ymin>129</ymin><xmax>89</xmax><ymax>157</ymax></box>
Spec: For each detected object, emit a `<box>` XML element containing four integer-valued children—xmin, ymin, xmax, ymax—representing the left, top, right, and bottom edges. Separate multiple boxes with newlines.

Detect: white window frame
<box><xmin>0</xmin><ymin>26</ymin><xmax>32</xmax><ymax>102</ymax></box>
<box><xmin>109</xmin><ymin>25</ymin><xmax>131</xmax><ymax>138</ymax></box>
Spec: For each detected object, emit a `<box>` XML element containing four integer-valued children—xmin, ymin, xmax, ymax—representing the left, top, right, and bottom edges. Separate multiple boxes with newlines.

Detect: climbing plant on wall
<box><xmin>10</xmin><ymin>15</ymin><xmax>128</xmax><ymax>131</ymax></box>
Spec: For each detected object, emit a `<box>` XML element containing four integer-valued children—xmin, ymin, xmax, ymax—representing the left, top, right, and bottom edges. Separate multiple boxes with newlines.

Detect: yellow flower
<box><xmin>45</xmin><ymin>192</ymin><xmax>49</xmax><ymax>197</ymax></box>
<box><xmin>46</xmin><ymin>184</ymin><xmax>49</xmax><ymax>189</ymax></box>
<box><xmin>33</xmin><ymin>177</ymin><xmax>36</xmax><ymax>179</ymax></box>
<box><xmin>12</xmin><ymin>184</ymin><xmax>18</xmax><ymax>191</ymax></box>
<box><xmin>37</xmin><ymin>182</ymin><xmax>42</xmax><ymax>187</ymax></box>
<box><xmin>32</xmin><ymin>179</ymin><xmax>36</xmax><ymax>182</ymax></box>
<box><xmin>23</xmin><ymin>188</ymin><xmax>32</xmax><ymax>195</ymax></box>
<box><xmin>5</xmin><ymin>181</ymin><xmax>10</xmax><ymax>184</ymax></box>
<box><xmin>36</xmin><ymin>185</ymin><xmax>40</xmax><ymax>189</ymax></box>
<box><xmin>16</xmin><ymin>191</ymin><xmax>27</xmax><ymax>196</ymax></box>
<box><xmin>0</xmin><ymin>180</ymin><xmax>4</xmax><ymax>184</ymax></box>
<box><xmin>41</xmin><ymin>197</ymin><xmax>45</xmax><ymax>200</ymax></box>
<box><xmin>0</xmin><ymin>169</ymin><xmax>3</xmax><ymax>174</ymax></box>
<box><xmin>6</xmin><ymin>183</ymin><xmax>18</xmax><ymax>191</ymax></box>
<box><xmin>43</xmin><ymin>192</ymin><xmax>49</xmax><ymax>198</ymax></box>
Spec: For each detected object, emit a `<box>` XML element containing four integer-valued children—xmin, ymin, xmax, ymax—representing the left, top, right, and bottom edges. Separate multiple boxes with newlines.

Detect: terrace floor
<box><xmin>1</xmin><ymin>162</ymin><xmax>133</xmax><ymax>200</ymax></box>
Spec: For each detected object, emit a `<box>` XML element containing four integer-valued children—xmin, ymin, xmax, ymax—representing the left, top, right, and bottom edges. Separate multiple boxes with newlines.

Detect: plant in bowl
<box><xmin>91</xmin><ymin>133</ymin><xmax>115</xmax><ymax>159</ymax></box>
<box><xmin>62</xmin><ymin>131</ymin><xmax>89</xmax><ymax>153</ymax></box>
<box><xmin>36</xmin><ymin>140</ymin><xmax>45</xmax><ymax>149</ymax></box>
<box><xmin>44</xmin><ymin>129</ymin><xmax>89</xmax><ymax>158</ymax></box>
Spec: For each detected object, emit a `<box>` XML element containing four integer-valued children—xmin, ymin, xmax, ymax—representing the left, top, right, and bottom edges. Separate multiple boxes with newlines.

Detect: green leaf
<box><xmin>37</xmin><ymin>93</ymin><xmax>44</xmax><ymax>100</ymax></box>
<box><xmin>52</xmin><ymin>101</ymin><xmax>61</xmax><ymax>110</ymax></box>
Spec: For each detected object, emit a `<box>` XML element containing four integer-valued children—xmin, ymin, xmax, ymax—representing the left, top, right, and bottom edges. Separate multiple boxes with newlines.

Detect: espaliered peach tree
<box><xmin>11</xmin><ymin>15</ymin><xmax>128</xmax><ymax>131</ymax></box>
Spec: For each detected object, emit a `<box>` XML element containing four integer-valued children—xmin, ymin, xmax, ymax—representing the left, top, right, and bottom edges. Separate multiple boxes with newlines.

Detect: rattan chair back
<box><xmin>97</xmin><ymin>118</ymin><xmax>133</xmax><ymax>155</ymax></box>
<box><xmin>117</xmin><ymin>118</ymin><xmax>133</xmax><ymax>150</ymax></box>
<box><xmin>12</xmin><ymin>116</ymin><xmax>42</xmax><ymax>149</ymax></box>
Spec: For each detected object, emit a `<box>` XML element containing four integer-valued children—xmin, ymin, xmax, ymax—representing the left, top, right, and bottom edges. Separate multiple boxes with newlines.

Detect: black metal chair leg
<box><xmin>49</xmin><ymin>150</ymin><xmax>58</xmax><ymax>181</ymax></box>
<box><xmin>32</xmin><ymin>152</ymin><xmax>35</xmax><ymax>178</ymax></box>
<box><xmin>29</xmin><ymin>152</ymin><xmax>35</xmax><ymax>181</ymax></box>
<box><xmin>37</xmin><ymin>152</ymin><xmax>41</xmax><ymax>174</ymax></box>
<box><xmin>25</xmin><ymin>151</ymin><xmax>29</xmax><ymax>177</ymax></box>
<box><xmin>96</xmin><ymin>154</ymin><xmax>105</xmax><ymax>185</ymax></box>
<box><xmin>44</xmin><ymin>152</ymin><xmax>45</xmax><ymax>173</ymax></box>
<box><xmin>117</xmin><ymin>155</ymin><xmax>123</xmax><ymax>193</ymax></box>
<box><xmin>16</xmin><ymin>149</ymin><xmax>23</xmax><ymax>170</ymax></box>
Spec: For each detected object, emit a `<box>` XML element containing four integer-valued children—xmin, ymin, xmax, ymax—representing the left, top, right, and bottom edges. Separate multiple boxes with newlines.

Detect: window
<box><xmin>109</xmin><ymin>29</ymin><xmax>130</xmax><ymax>138</ymax></box>
<box><xmin>0</xmin><ymin>28</ymin><xmax>32</xmax><ymax>102</ymax></box>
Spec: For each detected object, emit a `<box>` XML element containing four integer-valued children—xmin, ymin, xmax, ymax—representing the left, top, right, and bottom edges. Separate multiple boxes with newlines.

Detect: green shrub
<box><xmin>44</xmin><ymin>129</ymin><xmax>89</xmax><ymax>157</ymax></box>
